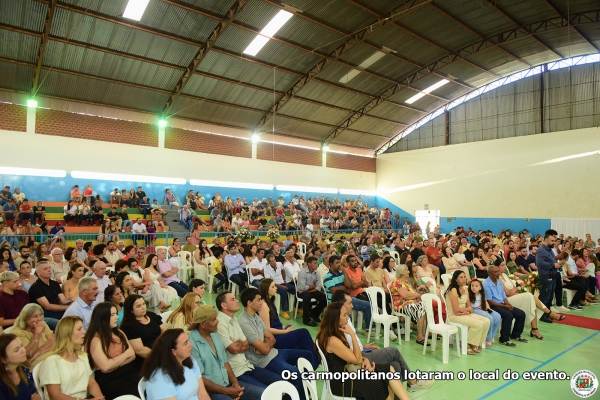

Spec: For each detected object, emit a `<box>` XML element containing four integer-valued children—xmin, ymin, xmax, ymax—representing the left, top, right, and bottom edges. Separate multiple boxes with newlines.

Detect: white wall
<box><xmin>0</xmin><ymin>129</ymin><xmax>376</xmax><ymax>190</ymax></box>
<box><xmin>376</xmin><ymin>127</ymin><xmax>600</xmax><ymax>218</ymax></box>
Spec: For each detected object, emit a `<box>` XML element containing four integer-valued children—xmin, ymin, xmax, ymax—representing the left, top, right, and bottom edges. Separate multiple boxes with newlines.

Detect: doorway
<box><xmin>414</xmin><ymin>210</ymin><xmax>440</xmax><ymax>236</ymax></box>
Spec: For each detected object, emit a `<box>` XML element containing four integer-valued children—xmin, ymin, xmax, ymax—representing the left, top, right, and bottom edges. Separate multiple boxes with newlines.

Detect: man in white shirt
<box><xmin>331</xmin><ymin>289</ymin><xmax>434</xmax><ymax>393</ymax></box>
<box><xmin>317</xmin><ymin>251</ymin><xmax>330</xmax><ymax>283</ymax></box>
<box><xmin>104</xmin><ymin>241</ymin><xmax>120</xmax><ymax>266</ymax></box>
<box><xmin>282</xmin><ymin>251</ymin><xmax>300</xmax><ymax>284</ymax></box>
<box><xmin>49</xmin><ymin>248</ymin><xmax>69</xmax><ymax>283</ymax></box>
<box><xmin>132</xmin><ymin>218</ymin><xmax>147</xmax><ymax>246</ymax></box>
<box><xmin>232</xmin><ymin>213</ymin><xmax>243</xmax><ymax>231</ymax></box>
<box><xmin>115</xmin><ymin>241</ymin><xmax>126</xmax><ymax>259</ymax></box>
<box><xmin>319</xmin><ymin>214</ymin><xmax>330</xmax><ymax>233</ymax></box>
<box><xmin>91</xmin><ymin>261</ymin><xmax>112</xmax><ymax>302</ymax></box>
<box><xmin>248</xmin><ymin>248</ymin><xmax>267</xmax><ymax>288</ymax></box>
<box><xmin>264</xmin><ymin>254</ymin><xmax>294</xmax><ymax>319</ymax></box>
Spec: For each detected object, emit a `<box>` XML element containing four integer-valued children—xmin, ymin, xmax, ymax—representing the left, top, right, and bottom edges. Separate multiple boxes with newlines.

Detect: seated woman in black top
<box><xmin>84</xmin><ymin>302</ymin><xmax>138</xmax><ymax>399</ymax></box>
<box><xmin>120</xmin><ymin>294</ymin><xmax>166</xmax><ymax>368</ymax></box>
<box><xmin>257</xmin><ymin>279</ymin><xmax>319</xmax><ymax>369</ymax></box>
<box><xmin>0</xmin><ymin>334</ymin><xmax>40</xmax><ymax>400</ymax></box>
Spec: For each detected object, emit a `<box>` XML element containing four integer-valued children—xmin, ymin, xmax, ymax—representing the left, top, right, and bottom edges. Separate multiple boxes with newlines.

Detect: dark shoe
<box><xmin>530</xmin><ymin>328</ymin><xmax>545</xmax><ymax>341</ymax></box>
<box><xmin>540</xmin><ymin>314</ymin><xmax>553</xmax><ymax>323</ymax></box>
<box><xmin>312</xmin><ymin>316</ymin><xmax>321</xmax><ymax>323</ymax></box>
<box><xmin>512</xmin><ymin>337</ymin><xmax>528</xmax><ymax>343</ymax></box>
<box><xmin>304</xmin><ymin>320</ymin><xmax>317</xmax><ymax>327</ymax></box>
<box><xmin>500</xmin><ymin>340</ymin><xmax>516</xmax><ymax>347</ymax></box>
<box><xmin>416</xmin><ymin>338</ymin><xmax>430</xmax><ymax>346</ymax></box>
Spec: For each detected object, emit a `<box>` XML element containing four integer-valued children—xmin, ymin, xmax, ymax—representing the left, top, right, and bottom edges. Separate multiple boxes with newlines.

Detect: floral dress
<box><xmin>389</xmin><ymin>278</ymin><xmax>426</xmax><ymax>322</ymax></box>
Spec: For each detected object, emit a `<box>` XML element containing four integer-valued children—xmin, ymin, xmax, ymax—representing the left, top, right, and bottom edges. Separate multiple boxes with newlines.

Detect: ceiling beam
<box><xmin>321</xmin><ymin>9</ymin><xmax>600</xmax><ymax>146</ymax></box>
<box><xmin>31</xmin><ymin>0</ymin><xmax>57</xmax><ymax>96</ymax></box>
<box><xmin>345</xmin><ymin>0</ymin><xmax>501</xmax><ymax>80</ymax></box>
<box><xmin>483</xmin><ymin>1</ymin><xmax>563</xmax><ymax>59</ymax></box>
<box><xmin>429</xmin><ymin>3</ymin><xmax>533</xmax><ymax>68</ymax></box>
<box><xmin>254</xmin><ymin>0</ymin><xmax>433</xmax><ymax>133</ymax></box>
<box><xmin>161</xmin><ymin>0</ymin><xmax>249</xmax><ymax>118</ymax></box>
<box><xmin>541</xmin><ymin>0</ymin><xmax>600</xmax><ymax>52</ymax></box>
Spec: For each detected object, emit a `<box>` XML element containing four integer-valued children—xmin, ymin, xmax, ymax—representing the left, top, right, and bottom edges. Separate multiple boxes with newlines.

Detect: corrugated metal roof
<box><xmin>182</xmin><ymin>73</ymin><xmax>275</xmax><ymax>110</ymax></box>
<box><xmin>170</xmin><ymin>96</ymin><xmax>262</xmax><ymax>127</ymax></box>
<box><xmin>0</xmin><ymin>0</ymin><xmax>48</xmax><ymax>33</ymax></box>
<box><xmin>37</xmin><ymin>69</ymin><xmax>169</xmax><ymax>112</ymax></box>
<box><xmin>196</xmin><ymin>51</ymin><xmax>298</xmax><ymax>92</ymax></box>
<box><xmin>367</xmin><ymin>102</ymin><xmax>421</xmax><ymax>125</ymax></box>
<box><xmin>318</xmin><ymin>62</ymin><xmax>393</xmax><ymax>96</ymax></box>
<box><xmin>0</xmin><ymin>61</ymin><xmax>35</xmax><ymax>92</ymax></box>
<box><xmin>267</xmin><ymin>115</ymin><xmax>332</xmax><ymax>140</ymax></box>
<box><xmin>175</xmin><ymin>0</ymin><xmax>240</xmax><ymax>17</ymax></box>
<box><xmin>330</xmin><ymin>130</ymin><xmax>386</xmax><ymax>149</ymax></box>
<box><xmin>299</xmin><ymin>80</ymin><xmax>371</xmax><ymax>110</ymax></box>
<box><xmin>280</xmin><ymin>0</ymin><xmax>374</xmax><ymax>34</ymax></box>
<box><xmin>0</xmin><ymin>30</ymin><xmax>40</xmax><ymax>64</ymax></box>
<box><xmin>276</xmin><ymin>98</ymin><xmax>350</xmax><ymax>126</ymax></box>
<box><xmin>42</xmin><ymin>40</ymin><xmax>183</xmax><ymax>91</ymax></box>
<box><xmin>348</xmin><ymin>115</ymin><xmax>398</xmax><ymax>137</ymax></box>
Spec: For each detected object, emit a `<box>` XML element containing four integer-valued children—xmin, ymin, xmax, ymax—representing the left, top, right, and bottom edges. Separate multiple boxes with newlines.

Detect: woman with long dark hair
<box><xmin>120</xmin><ymin>294</ymin><xmax>166</xmax><ymax>369</ymax></box>
<box><xmin>84</xmin><ymin>302</ymin><xmax>138</xmax><ymax>399</ymax></box>
<box><xmin>141</xmin><ymin>329</ymin><xmax>210</xmax><ymax>400</ymax></box>
<box><xmin>444</xmin><ymin>270</ymin><xmax>490</xmax><ymax>354</ymax></box>
<box><xmin>315</xmin><ymin>303</ymin><xmax>410</xmax><ymax>400</ymax></box>
<box><xmin>0</xmin><ymin>334</ymin><xmax>40</xmax><ymax>400</ymax></box>
<box><xmin>257</xmin><ymin>279</ymin><xmax>319</xmax><ymax>369</ymax></box>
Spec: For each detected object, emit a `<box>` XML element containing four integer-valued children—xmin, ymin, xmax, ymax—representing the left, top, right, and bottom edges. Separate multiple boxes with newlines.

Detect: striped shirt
<box><xmin>323</xmin><ymin>270</ymin><xmax>345</xmax><ymax>301</ymax></box>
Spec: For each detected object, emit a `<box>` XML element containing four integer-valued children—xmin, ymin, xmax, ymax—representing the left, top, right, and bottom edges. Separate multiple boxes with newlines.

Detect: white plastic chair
<box><xmin>315</xmin><ymin>341</ymin><xmax>356</xmax><ymax>400</ymax></box>
<box><xmin>114</xmin><ymin>396</ymin><xmax>141</xmax><ymax>400</ymax></box>
<box><xmin>160</xmin><ymin>310</ymin><xmax>173</xmax><ymax>323</ymax></box>
<box><xmin>564</xmin><ymin>288</ymin><xmax>576</xmax><ymax>306</ymax></box>
<box><xmin>138</xmin><ymin>378</ymin><xmax>148</xmax><ymax>400</ymax></box>
<box><xmin>293</xmin><ymin>272</ymin><xmax>316</xmax><ymax>319</ymax></box>
<box><xmin>364</xmin><ymin>286</ymin><xmax>401</xmax><ymax>347</ymax></box>
<box><xmin>32</xmin><ymin>362</ymin><xmax>44</xmax><ymax>399</ymax></box>
<box><xmin>297</xmin><ymin>242</ymin><xmax>306</xmax><ymax>257</ymax></box>
<box><xmin>388</xmin><ymin>281</ymin><xmax>411</xmax><ymax>342</ymax></box>
<box><xmin>420</xmin><ymin>276</ymin><xmax>437</xmax><ymax>294</ymax></box>
<box><xmin>389</xmin><ymin>250</ymin><xmax>400</xmax><ymax>265</ymax></box>
<box><xmin>297</xmin><ymin>357</ymin><xmax>319</xmax><ymax>400</ymax></box>
<box><xmin>441</xmin><ymin>273</ymin><xmax>452</xmax><ymax>288</ymax></box>
<box><xmin>177</xmin><ymin>250</ymin><xmax>193</xmax><ymax>282</ymax></box>
<box><xmin>228</xmin><ymin>279</ymin><xmax>239</xmax><ymax>297</ymax></box>
<box><xmin>246</xmin><ymin>265</ymin><xmax>259</xmax><ymax>288</ymax></box>
<box><xmin>421</xmin><ymin>293</ymin><xmax>461</xmax><ymax>364</ymax></box>
<box><xmin>261</xmin><ymin>381</ymin><xmax>300</xmax><ymax>400</ymax></box>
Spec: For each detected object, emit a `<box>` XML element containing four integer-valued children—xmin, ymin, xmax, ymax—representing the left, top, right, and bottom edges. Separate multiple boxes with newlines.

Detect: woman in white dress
<box><xmin>497</xmin><ymin>262</ymin><xmax>547</xmax><ymax>340</ymax></box>
<box><xmin>127</xmin><ymin>258</ymin><xmax>170</xmax><ymax>313</ymax></box>
<box><xmin>143</xmin><ymin>254</ymin><xmax>178</xmax><ymax>308</ymax></box>
<box><xmin>168</xmin><ymin>238</ymin><xmax>182</xmax><ymax>269</ymax></box>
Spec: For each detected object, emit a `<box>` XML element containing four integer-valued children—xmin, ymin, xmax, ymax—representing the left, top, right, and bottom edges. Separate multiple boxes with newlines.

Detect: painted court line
<box><xmin>484</xmin><ymin>348</ymin><xmax>543</xmax><ymax>363</ymax></box>
<box><xmin>478</xmin><ymin>330</ymin><xmax>600</xmax><ymax>399</ymax></box>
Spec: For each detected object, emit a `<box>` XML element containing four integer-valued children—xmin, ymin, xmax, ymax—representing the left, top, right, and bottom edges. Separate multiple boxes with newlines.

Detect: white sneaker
<box><xmin>557</xmin><ymin>305</ymin><xmax>571</xmax><ymax>313</ymax></box>
<box><xmin>389</xmin><ymin>330</ymin><xmax>398</xmax><ymax>341</ymax></box>
<box><xmin>550</xmin><ymin>306</ymin><xmax>559</xmax><ymax>313</ymax></box>
<box><xmin>408</xmin><ymin>379</ymin><xmax>434</xmax><ymax>392</ymax></box>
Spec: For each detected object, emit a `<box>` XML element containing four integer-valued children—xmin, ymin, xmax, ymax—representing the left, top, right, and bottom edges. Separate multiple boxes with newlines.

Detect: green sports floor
<box><xmin>201</xmin><ymin>290</ymin><xmax>600</xmax><ymax>400</ymax></box>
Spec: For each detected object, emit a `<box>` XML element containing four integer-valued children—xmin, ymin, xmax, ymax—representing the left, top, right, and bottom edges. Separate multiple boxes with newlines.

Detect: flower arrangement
<box><xmin>235</xmin><ymin>228</ymin><xmax>253</xmax><ymax>241</ymax></box>
<box><xmin>508</xmin><ymin>274</ymin><xmax>529</xmax><ymax>293</ymax></box>
<box><xmin>526</xmin><ymin>271</ymin><xmax>539</xmax><ymax>293</ymax></box>
<box><xmin>266</xmin><ymin>228</ymin><xmax>280</xmax><ymax>240</ymax></box>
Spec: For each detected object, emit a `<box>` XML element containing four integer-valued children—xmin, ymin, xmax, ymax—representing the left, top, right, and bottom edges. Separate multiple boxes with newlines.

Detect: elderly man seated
<box><xmin>28</xmin><ymin>260</ymin><xmax>71</xmax><ymax>330</ymax></box>
<box><xmin>62</xmin><ymin>277</ymin><xmax>99</xmax><ymax>329</ymax></box>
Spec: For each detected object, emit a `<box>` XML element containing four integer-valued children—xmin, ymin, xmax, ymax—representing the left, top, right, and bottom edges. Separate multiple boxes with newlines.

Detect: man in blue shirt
<box><xmin>63</xmin><ymin>276</ymin><xmax>97</xmax><ymax>329</ymax></box>
<box><xmin>536</xmin><ymin>229</ymin><xmax>562</xmax><ymax>314</ymax></box>
<box><xmin>224</xmin><ymin>245</ymin><xmax>248</xmax><ymax>291</ymax></box>
<box><xmin>483</xmin><ymin>265</ymin><xmax>526</xmax><ymax>347</ymax></box>
<box><xmin>189</xmin><ymin>304</ymin><xmax>264</xmax><ymax>400</ymax></box>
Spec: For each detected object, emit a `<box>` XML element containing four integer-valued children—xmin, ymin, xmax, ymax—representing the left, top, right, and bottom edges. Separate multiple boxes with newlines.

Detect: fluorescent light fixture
<box><xmin>190</xmin><ymin>179</ymin><xmax>274</xmax><ymax>191</ymax></box>
<box><xmin>123</xmin><ymin>0</ymin><xmax>150</xmax><ymax>21</ymax></box>
<box><xmin>251</xmin><ymin>133</ymin><xmax>260</xmax><ymax>143</ymax></box>
<box><xmin>339</xmin><ymin>51</ymin><xmax>386</xmax><ymax>84</ymax></box>
<box><xmin>405</xmin><ymin>92</ymin><xmax>426</xmax><ymax>104</ymax></box>
<box><xmin>529</xmin><ymin>151</ymin><xmax>600</xmax><ymax>166</ymax></box>
<box><xmin>71</xmin><ymin>171</ymin><xmax>185</xmax><ymax>185</ymax></box>
<box><xmin>158</xmin><ymin>119</ymin><xmax>167</xmax><ymax>128</ymax></box>
<box><xmin>243</xmin><ymin>10</ymin><xmax>293</xmax><ymax>56</ymax></box>
<box><xmin>27</xmin><ymin>99</ymin><xmax>37</xmax><ymax>108</ymax></box>
<box><xmin>276</xmin><ymin>185</ymin><xmax>338</xmax><ymax>194</ymax></box>
<box><xmin>405</xmin><ymin>79</ymin><xmax>450</xmax><ymax>104</ymax></box>
<box><xmin>339</xmin><ymin>189</ymin><xmax>377</xmax><ymax>196</ymax></box>
<box><xmin>0</xmin><ymin>166</ymin><xmax>66</xmax><ymax>178</ymax></box>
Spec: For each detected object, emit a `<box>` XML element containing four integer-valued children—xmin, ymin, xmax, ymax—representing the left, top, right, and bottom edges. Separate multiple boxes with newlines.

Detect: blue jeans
<box><xmin>351</xmin><ymin>297</ymin><xmax>372</xmax><ymax>331</ymax></box>
<box><xmin>18</xmin><ymin>213</ymin><xmax>34</xmax><ymax>225</ymax></box>
<box><xmin>44</xmin><ymin>317</ymin><xmax>60</xmax><ymax>331</ymax></box>
<box><xmin>237</xmin><ymin>366</ymin><xmax>281</xmax><ymax>389</ymax></box>
<box><xmin>121</xmin><ymin>220</ymin><xmax>133</xmax><ymax>231</ymax></box>
<box><xmin>265</xmin><ymin>350</ymin><xmax>311</xmax><ymax>400</ymax></box>
<box><xmin>251</xmin><ymin>279</ymin><xmax>262</xmax><ymax>288</ymax></box>
<box><xmin>276</xmin><ymin>284</ymin><xmax>295</xmax><ymax>312</ymax></box>
<box><xmin>168</xmin><ymin>281</ymin><xmax>189</xmax><ymax>297</ymax></box>
<box><xmin>490</xmin><ymin>305</ymin><xmax>525</xmax><ymax>343</ymax></box>
<box><xmin>473</xmin><ymin>308</ymin><xmax>501</xmax><ymax>342</ymax></box>
<box><xmin>230</xmin><ymin>273</ymin><xmax>248</xmax><ymax>292</ymax></box>
<box><xmin>209</xmin><ymin>382</ymin><xmax>264</xmax><ymax>400</ymax></box>
<box><xmin>538</xmin><ymin>273</ymin><xmax>557</xmax><ymax>310</ymax></box>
